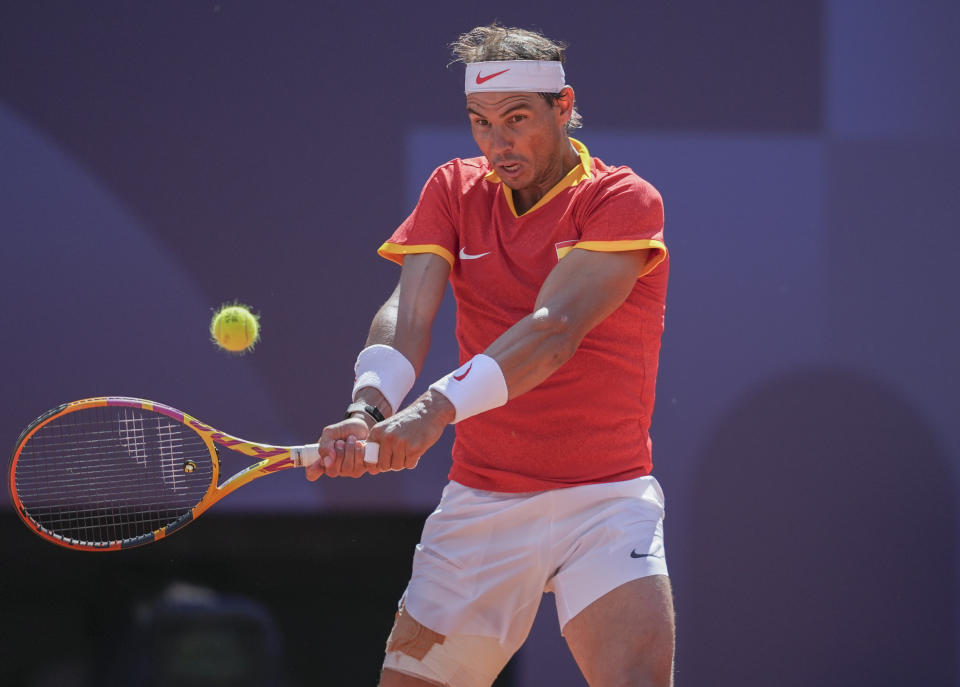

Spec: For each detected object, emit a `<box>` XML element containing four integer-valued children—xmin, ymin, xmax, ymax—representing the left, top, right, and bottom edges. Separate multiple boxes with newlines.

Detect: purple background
<box><xmin>2</xmin><ymin>1</ymin><xmax>958</xmax><ymax>685</ymax></box>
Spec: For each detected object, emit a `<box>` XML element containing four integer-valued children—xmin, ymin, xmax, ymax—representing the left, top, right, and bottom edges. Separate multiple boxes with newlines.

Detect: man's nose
<box><xmin>490</xmin><ymin>125</ymin><xmax>513</xmax><ymax>154</ymax></box>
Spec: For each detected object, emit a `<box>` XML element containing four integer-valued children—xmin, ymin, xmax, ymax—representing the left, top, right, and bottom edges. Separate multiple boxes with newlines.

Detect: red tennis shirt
<box><xmin>379</xmin><ymin>139</ymin><xmax>668</xmax><ymax>492</ymax></box>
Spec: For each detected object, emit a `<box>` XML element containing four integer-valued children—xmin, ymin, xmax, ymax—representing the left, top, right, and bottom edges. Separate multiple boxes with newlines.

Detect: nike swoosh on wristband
<box><xmin>459</xmin><ymin>248</ymin><xmax>491</xmax><ymax>260</ymax></box>
<box><xmin>475</xmin><ymin>68</ymin><xmax>510</xmax><ymax>84</ymax></box>
<box><xmin>453</xmin><ymin>364</ymin><xmax>473</xmax><ymax>381</ymax></box>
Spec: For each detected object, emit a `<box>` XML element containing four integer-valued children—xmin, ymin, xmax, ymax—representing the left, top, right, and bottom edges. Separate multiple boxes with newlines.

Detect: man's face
<box><xmin>465</xmin><ymin>89</ymin><xmax>573</xmax><ymax>194</ymax></box>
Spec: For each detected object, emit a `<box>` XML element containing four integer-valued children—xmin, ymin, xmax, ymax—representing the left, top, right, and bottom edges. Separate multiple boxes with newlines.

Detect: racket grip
<box><xmin>290</xmin><ymin>444</ymin><xmax>321</xmax><ymax>468</ymax></box>
<box><xmin>292</xmin><ymin>442</ymin><xmax>379</xmax><ymax>467</ymax></box>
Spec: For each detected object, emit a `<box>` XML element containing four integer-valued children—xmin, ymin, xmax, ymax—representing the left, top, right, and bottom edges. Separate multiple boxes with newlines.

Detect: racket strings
<box><xmin>14</xmin><ymin>405</ymin><xmax>213</xmax><ymax>547</ymax></box>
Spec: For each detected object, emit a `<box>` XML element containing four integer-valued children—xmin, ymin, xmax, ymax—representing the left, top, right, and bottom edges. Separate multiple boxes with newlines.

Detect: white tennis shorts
<box><xmin>399</xmin><ymin>475</ymin><xmax>667</xmax><ymax>654</ymax></box>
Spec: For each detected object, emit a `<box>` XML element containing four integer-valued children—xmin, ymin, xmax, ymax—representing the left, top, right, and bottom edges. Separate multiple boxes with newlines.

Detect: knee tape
<box><xmin>383</xmin><ymin>608</ymin><xmax>510</xmax><ymax>687</ymax></box>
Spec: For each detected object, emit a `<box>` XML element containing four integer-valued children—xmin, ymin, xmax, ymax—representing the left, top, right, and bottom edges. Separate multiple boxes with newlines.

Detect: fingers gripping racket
<box><xmin>8</xmin><ymin>397</ymin><xmax>375</xmax><ymax>551</ymax></box>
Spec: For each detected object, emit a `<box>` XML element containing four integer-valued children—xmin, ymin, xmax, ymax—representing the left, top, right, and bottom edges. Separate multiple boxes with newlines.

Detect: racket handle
<box><xmin>291</xmin><ymin>442</ymin><xmax>380</xmax><ymax>467</ymax></box>
<box><xmin>290</xmin><ymin>444</ymin><xmax>321</xmax><ymax>468</ymax></box>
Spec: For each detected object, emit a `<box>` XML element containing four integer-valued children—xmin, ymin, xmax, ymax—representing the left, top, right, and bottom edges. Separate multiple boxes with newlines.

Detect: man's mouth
<box><xmin>498</xmin><ymin>161</ymin><xmax>522</xmax><ymax>175</ymax></box>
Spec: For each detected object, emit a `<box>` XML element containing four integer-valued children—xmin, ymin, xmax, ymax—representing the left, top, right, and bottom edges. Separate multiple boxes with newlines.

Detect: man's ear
<box><xmin>556</xmin><ymin>86</ymin><xmax>575</xmax><ymax>125</ymax></box>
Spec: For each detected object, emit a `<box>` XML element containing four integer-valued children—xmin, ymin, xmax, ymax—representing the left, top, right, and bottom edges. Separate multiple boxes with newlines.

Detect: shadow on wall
<box><xmin>682</xmin><ymin>367</ymin><xmax>957</xmax><ymax>687</ymax></box>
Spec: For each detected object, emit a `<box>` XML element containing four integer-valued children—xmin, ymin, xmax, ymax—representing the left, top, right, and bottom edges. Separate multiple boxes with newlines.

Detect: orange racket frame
<box><xmin>9</xmin><ymin>396</ymin><xmax>321</xmax><ymax>551</ymax></box>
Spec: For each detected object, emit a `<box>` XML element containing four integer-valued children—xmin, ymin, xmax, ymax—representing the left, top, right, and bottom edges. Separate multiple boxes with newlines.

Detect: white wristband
<box><xmin>353</xmin><ymin>345</ymin><xmax>416</xmax><ymax>414</ymax></box>
<box><xmin>428</xmin><ymin>354</ymin><xmax>508</xmax><ymax>424</ymax></box>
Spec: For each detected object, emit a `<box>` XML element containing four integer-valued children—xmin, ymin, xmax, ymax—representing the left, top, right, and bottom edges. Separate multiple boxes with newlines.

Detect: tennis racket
<box><xmin>8</xmin><ymin>396</ymin><xmax>379</xmax><ymax>551</ymax></box>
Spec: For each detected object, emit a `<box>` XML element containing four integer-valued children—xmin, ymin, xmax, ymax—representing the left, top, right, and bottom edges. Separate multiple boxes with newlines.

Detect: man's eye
<box><xmin>473</xmin><ymin>119</ymin><xmax>489</xmax><ymax>127</ymax></box>
<box><xmin>510</xmin><ymin>115</ymin><xmax>526</xmax><ymax>124</ymax></box>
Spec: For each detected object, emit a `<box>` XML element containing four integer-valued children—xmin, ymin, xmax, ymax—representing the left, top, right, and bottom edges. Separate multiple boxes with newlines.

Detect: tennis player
<box><xmin>308</xmin><ymin>23</ymin><xmax>673</xmax><ymax>687</ymax></box>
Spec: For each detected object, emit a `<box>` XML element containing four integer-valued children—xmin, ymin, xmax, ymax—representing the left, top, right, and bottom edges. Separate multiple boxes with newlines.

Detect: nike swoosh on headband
<box><xmin>475</xmin><ymin>68</ymin><xmax>510</xmax><ymax>84</ymax></box>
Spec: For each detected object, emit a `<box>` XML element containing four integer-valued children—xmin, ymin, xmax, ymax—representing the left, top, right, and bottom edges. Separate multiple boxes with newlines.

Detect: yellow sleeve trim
<box><xmin>557</xmin><ymin>239</ymin><xmax>667</xmax><ymax>277</ymax></box>
<box><xmin>378</xmin><ymin>242</ymin><xmax>456</xmax><ymax>269</ymax></box>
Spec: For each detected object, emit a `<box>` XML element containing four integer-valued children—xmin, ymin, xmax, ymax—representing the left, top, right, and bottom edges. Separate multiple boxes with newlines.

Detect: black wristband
<box><xmin>345</xmin><ymin>402</ymin><xmax>385</xmax><ymax>424</ymax></box>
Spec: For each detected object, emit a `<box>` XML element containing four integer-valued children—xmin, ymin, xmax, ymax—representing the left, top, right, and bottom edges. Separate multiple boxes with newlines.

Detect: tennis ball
<box><xmin>210</xmin><ymin>303</ymin><xmax>260</xmax><ymax>353</ymax></box>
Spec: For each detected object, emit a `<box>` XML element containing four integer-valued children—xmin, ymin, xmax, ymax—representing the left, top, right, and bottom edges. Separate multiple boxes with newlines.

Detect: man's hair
<box><xmin>450</xmin><ymin>23</ymin><xmax>583</xmax><ymax>132</ymax></box>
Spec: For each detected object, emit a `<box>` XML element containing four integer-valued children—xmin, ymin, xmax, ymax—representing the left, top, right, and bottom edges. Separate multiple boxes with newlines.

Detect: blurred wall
<box><xmin>1</xmin><ymin>1</ymin><xmax>957</xmax><ymax>685</ymax></box>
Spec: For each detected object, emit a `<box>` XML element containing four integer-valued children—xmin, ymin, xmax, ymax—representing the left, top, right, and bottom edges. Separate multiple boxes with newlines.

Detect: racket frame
<box><xmin>8</xmin><ymin>396</ymin><xmax>319</xmax><ymax>551</ymax></box>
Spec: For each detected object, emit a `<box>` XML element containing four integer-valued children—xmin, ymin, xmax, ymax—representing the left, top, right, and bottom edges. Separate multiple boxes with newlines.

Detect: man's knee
<box><xmin>382</xmin><ymin>604</ymin><xmax>510</xmax><ymax>687</ymax></box>
<box><xmin>386</xmin><ymin>603</ymin><xmax>447</xmax><ymax>660</ymax></box>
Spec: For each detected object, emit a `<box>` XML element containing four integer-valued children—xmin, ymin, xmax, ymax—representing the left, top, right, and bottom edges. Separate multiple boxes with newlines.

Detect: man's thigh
<box><xmin>562</xmin><ymin>575</ymin><xmax>675</xmax><ymax>687</ymax></box>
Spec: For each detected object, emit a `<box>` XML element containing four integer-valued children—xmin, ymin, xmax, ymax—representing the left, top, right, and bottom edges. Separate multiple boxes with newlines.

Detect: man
<box><xmin>307</xmin><ymin>23</ymin><xmax>673</xmax><ymax>687</ymax></box>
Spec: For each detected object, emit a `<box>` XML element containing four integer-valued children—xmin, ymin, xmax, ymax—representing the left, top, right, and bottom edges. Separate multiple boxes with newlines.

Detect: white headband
<box><xmin>464</xmin><ymin>60</ymin><xmax>566</xmax><ymax>94</ymax></box>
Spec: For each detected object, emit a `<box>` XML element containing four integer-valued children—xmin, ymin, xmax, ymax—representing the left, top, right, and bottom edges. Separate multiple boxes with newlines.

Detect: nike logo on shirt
<box><xmin>459</xmin><ymin>248</ymin><xmax>491</xmax><ymax>260</ymax></box>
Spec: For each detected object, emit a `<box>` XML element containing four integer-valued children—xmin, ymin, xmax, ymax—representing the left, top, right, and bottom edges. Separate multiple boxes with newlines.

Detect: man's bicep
<box><xmin>535</xmin><ymin>248</ymin><xmax>649</xmax><ymax>336</ymax></box>
<box><xmin>397</xmin><ymin>252</ymin><xmax>450</xmax><ymax>323</ymax></box>
<box><xmin>366</xmin><ymin>252</ymin><xmax>449</xmax><ymax>376</ymax></box>
<box><xmin>390</xmin><ymin>253</ymin><xmax>450</xmax><ymax>366</ymax></box>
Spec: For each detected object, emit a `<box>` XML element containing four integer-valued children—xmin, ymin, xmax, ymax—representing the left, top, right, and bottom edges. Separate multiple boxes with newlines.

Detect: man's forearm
<box><xmin>355</xmin><ymin>254</ymin><xmax>450</xmax><ymax>414</ymax></box>
<box><xmin>363</xmin><ymin>287</ymin><xmax>433</xmax><ymax>379</ymax></box>
<box><xmin>484</xmin><ymin>248</ymin><xmax>650</xmax><ymax>400</ymax></box>
<box><xmin>483</xmin><ymin>306</ymin><xmax>579</xmax><ymax>400</ymax></box>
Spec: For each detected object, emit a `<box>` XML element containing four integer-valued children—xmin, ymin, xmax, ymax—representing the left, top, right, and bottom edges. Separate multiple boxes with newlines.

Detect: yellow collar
<box><xmin>485</xmin><ymin>138</ymin><xmax>593</xmax><ymax>218</ymax></box>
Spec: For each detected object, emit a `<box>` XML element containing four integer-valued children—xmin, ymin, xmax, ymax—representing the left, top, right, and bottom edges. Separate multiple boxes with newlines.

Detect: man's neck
<box><xmin>513</xmin><ymin>140</ymin><xmax>580</xmax><ymax>215</ymax></box>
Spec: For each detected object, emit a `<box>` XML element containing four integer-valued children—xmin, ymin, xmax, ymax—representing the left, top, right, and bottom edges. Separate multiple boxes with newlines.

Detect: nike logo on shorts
<box><xmin>631</xmin><ymin>542</ymin><xmax>665</xmax><ymax>559</ymax></box>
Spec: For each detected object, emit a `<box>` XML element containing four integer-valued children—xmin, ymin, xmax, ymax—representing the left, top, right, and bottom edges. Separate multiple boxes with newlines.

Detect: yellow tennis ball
<box><xmin>210</xmin><ymin>304</ymin><xmax>260</xmax><ymax>353</ymax></box>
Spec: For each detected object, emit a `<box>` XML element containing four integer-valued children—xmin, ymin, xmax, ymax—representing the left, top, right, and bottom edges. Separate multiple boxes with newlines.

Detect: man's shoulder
<box><xmin>423</xmin><ymin>155</ymin><xmax>493</xmax><ymax>198</ymax></box>
<box><xmin>584</xmin><ymin>157</ymin><xmax>663</xmax><ymax>206</ymax></box>
<box><xmin>434</xmin><ymin>155</ymin><xmax>491</xmax><ymax>179</ymax></box>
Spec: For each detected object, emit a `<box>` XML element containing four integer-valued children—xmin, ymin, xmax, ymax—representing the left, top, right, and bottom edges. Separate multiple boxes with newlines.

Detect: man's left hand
<box><xmin>365</xmin><ymin>389</ymin><xmax>454</xmax><ymax>474</ymax></box>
